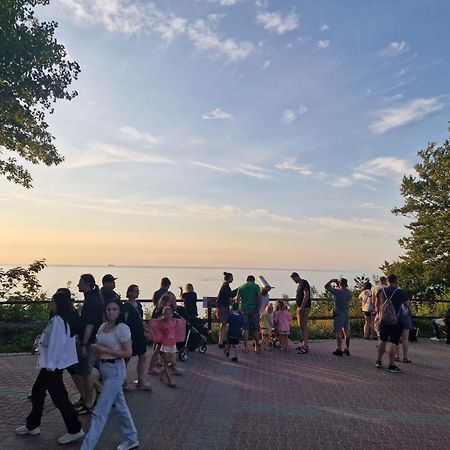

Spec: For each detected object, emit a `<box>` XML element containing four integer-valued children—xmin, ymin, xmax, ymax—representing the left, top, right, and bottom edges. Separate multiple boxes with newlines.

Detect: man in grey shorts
<box><xmin>325</xmin><ymin>278</ymin><xmax>353</xmax><ymax>357</ymax></box>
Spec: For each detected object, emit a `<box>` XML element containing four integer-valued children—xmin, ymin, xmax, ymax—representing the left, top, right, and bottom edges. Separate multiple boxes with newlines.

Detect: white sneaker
<box><xmin>117</xmin><ymin>441</ymin><xmax>139</xmax><ymax>450</ymax></box>
<box><xmin>57</xmin><ymin>430</ymin><xmax>85</xmax><ymax>444</ymax></box>
<box><xmin>15</xmin><ymin>425</ymin><xmax>41</xmax><ymax>436</ymax></box>
<box><xmin>430</xmin><ymin>337</ymin><xmax>440</xmax><ymax>341</ymax></box>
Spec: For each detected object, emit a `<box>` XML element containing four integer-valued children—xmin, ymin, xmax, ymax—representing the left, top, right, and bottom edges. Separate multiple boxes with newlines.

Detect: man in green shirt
<box><xmin>237</xmin><ymin>275</ymin><xmax>262</xmax><ymax>353</ymax></box>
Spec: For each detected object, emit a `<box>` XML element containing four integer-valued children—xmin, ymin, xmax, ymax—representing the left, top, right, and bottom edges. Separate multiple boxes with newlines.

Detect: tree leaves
<box><xmin>0</xmin><ymin>0</ymin><xmax>80</xmax><ymax>187</ymax></box>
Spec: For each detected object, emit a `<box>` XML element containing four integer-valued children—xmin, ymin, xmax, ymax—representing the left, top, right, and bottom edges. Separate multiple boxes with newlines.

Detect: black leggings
<box><xmin>26</xmin><ymin>368</ymin><xmax>81</xmax><ymax>434</ymax></box>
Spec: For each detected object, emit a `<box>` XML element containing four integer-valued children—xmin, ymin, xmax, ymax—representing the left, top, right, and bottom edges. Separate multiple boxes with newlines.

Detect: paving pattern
<box><xmin>0</xmin><ymin>339</ymin><xmax>449</xmax><ymax>449</ymax></box>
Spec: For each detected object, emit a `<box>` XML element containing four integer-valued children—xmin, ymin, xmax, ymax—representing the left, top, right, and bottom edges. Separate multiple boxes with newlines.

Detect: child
<box><xmin>154</xmin><ymin>306</ymin><xmax>186</xmax><ymax>388</ymax></box>
<box><xmin>274</xmin><ymin>300</ymin><xmax>291</xmax><ymax>352</ymax></box>
<box><xmin>260</xmin><ymin>303</ymin><xmax>274</xmax><ymax>350</ymax></box>
<box><xmin>225</xmin><ymin>302</ymin><xmax>244</xmax><ymax>362</ymax></box>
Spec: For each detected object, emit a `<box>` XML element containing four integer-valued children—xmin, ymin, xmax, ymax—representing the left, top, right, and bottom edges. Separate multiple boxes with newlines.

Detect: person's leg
<box><xmin>26</xmin><ymin>369</ymin><xmax>48</xmax><ymax>430</ymax></box>
<box><xmin>80</xmin><ymin>363</ymin><xmax>121</xmax><ymax>450</ymax></box>
<box><xmin>109</xmin><ymin>362</ymin><xmax>138</xmax><ymax>444</ymax></box>
<box><xmin>431</xmin><ymin>319</ymin><xmax>441</xmax><ymax>339</ymax></box>
<box><xmin>242</xmin><ymin>313</ymin><xmax>249</xmax><ymax>352</ymax></box>
<box><xmin>402</xmin><ymin>329</ymin><xmax>410</xmax><ymax>360</ymax></box>
<box><xmin>252</xmin><ymin>313</ymin><xmax>261</xmax><ymax>352</ymax></box>
<box><xmin>336</xmin><ymin>331</ymin><xmax>343</xmax><ymax>351</ymax></box>
<box><xmin>148</xmin><ymin>344</ymin><xmax>162</xmax><ymax>374</ymax></box>
<box><xmin>161</xmin><ymin>353</ymin><xmax>173</xmax><ymax>384</ymax></box>
<box><xmin>364</xmin><ymin>316</ymin><xmax>370</xmax><ymax>338</ymax></box>
<box><xmin>70</xmin><ymin>373</ymin><xmax>85</xmax><ymax>404</ymax></box>
<box><xmin>296</xmin><ymin>307</ymin><xmax>302</xmax><ymax>348</ymax></box>
<box><xmin>82</xmin><ymin>374</ymin><xmax>95</xmax><ymax>409</ymax></box>
<box><xmin>47</xmin><ymin>370</ymin><xmax>82</xmax><ymax>434</ymax></box>
<box><xmin>344</xmin><ymin>329</ymin><xmax>350</xmax><ymax>350</ymax></box>
<box><xmin>301</xmin><ymin>308</ymin><xmax>310</xmax><ymax>348</ymax></box>
<box><xmin>388</xmin><ymin>344</ymin><xmax>396</xmax><ymax>366</ymax></box>
<box><xmin>232</xmin><ymin>344</ymin><xmax>237</xmax><ymax>359</ymax></box>
<box><xmin>369</xmin><ymin>315</ymin><xmax>375</xmax><ymax>338</ymax></box>
<box><xmin>377</xmin><ymin>341</ymin><xmax>387</xmax><ymax>363</ymax></box>
<box><xmin>136</xmin><ymin>354</ymin><xmax>148</xmax><ymax>385</ymax></box>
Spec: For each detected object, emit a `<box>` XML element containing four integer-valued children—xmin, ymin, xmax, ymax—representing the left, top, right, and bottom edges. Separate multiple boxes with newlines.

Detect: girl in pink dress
<box><xmin>274</xmin><ymin>300</ymin><xmax>292</xmax><ymax>352</ymax></box>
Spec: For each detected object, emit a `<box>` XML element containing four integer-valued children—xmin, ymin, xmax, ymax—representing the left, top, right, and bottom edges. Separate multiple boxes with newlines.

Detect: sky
<box><xmin>1</xmin><ymin>0</ymin><xmax>449</xmax><ymax>270</ymax></box>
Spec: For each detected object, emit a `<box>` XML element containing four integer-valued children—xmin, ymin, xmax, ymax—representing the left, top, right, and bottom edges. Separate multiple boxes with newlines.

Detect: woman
<box><xmin>80</xmin><ymin>299</ymin><xmax>138</xmax><ymax>450</ymax></box>
<box><xmin>395</xmin><ymin>303</ymin><xmax>413</xmax><ymax>363</ymax></box>
<box><xmin>123</xmin><ymin>284</ymin><xmax>151</xmax><ymax>391</ymax></box>
<box><xmin>216</xmin><ymin>272</ymin><xmax>238</xmax><ymax>348</ymax></box>
<box><xmin>358</xmin><ymin>281</ymin><xmax>375</xmax><ymax>339</ymax></box>
<box><xmin>15</xmin><ymin>289</ymin><xmax>85</xmax><ymax>445</ymax></box>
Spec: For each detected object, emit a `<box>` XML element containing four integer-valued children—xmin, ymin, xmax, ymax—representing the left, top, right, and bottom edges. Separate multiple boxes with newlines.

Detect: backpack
<box><xmin>379</xmin><ymin>288</ymin><xmax>400</xmax><ymax>326</ymax></box>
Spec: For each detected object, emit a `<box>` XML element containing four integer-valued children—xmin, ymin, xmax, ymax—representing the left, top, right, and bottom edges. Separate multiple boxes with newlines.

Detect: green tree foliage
<box><xmin>0</xmin><ymin>0</ymin><xmax>80</xmax><ymax>188</ymax></box>
<box><xmin>382</xmin><ymin>127</ymin><xmax>450</xmax><ymax>299</ymax></box>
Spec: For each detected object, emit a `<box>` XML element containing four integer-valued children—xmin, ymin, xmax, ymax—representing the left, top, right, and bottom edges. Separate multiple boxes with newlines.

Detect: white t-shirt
<box><xmin>359</xmin><ymin>289</ymin><xmax>374</xmax><ymax>312</ymax></box>
<box><xmin>259</xmin><ymin>294</ymin><xmax>270</xmax><ymax>314</ymax></box>
<box><xmin>96</xmin><ymin>322</ymin><xmax>131</xmax><ymax>359</ymax></box>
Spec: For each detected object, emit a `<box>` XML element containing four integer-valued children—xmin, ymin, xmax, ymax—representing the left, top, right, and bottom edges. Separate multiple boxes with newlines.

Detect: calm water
<box><xmin>5</xmin><ymin>264</ymin><xmax>379</xmax><ymax>301</ymax></box>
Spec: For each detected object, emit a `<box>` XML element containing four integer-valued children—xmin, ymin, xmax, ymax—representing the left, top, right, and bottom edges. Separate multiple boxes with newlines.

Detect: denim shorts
<box><xmin>242</xmin><ymin>310</ymin><xmax>259</xmax><ymax>333</ymax></box>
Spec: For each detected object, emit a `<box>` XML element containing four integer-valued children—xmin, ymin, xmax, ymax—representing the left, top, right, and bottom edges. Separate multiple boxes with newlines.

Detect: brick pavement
<box><xmin>0</xmin><ymin>339</ymin><xmax>449</xmax><ymax>450</ymax></box>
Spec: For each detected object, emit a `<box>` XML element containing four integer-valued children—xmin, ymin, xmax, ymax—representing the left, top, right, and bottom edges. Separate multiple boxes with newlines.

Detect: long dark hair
<box><xmin>52</xmin><ymin>289</ymin><xmax>79</xmax><ymax>337</ymax></box>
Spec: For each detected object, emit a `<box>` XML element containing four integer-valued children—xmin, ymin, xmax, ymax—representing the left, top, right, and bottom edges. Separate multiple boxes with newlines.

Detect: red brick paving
<box><xmin>0</xmin><ymin>339</ymin><xmax>449</xmax><ymax>449</ymax></box>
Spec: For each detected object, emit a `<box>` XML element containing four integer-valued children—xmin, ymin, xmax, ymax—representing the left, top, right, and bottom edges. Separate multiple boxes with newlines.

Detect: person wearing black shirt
<box><xmin>375</xmin><ymin>274</ymin><xmax>411</xmax><ymax>373</ymax></box>
<box><xmin>123</xmin><ymin>285</ymin><xmax>151</xmax><ymax>391</ymax></box>
<box><xmin>73</xmin><ymin>274</ymin><xmax>104</xmax><ymax>415</ymax></box>
<box><xmin>152</xmin><ymin>277</ymin><xmax>171</xmax><ymax>307</ymax></box>
<box><xmin>179</xmin><ymin>283</ymin><xmax>198</xmax><ymax>320</ymax></box>
<box><xmin>216</xmin><ymin>272</ymin><xmax>238</xmax><ymax>347</ymax></box>
<box><xmin>290</xmin><ymin>272</ymin><xmax>311</xmax><ymax>354</ymax></box>
<box><xmin>100</xmin><ymin>274</ymin><xmax>120</xmax><ymax>303</ymax></box>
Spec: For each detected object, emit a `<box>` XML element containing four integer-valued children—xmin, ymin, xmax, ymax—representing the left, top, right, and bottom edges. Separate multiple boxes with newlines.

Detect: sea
<box><xmin>3</xmin><ymin>264</ymin><xmax>379</xmax><ymax>303</ymax></box>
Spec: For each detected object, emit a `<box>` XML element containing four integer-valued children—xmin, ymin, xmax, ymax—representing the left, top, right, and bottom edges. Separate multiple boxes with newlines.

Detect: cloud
<box><xmin>235</xmin><ymin>164</ymin><xmax>272</xmax><ymax>179</ymax></box>
<box><xmin>281</xmin><ymin>105</ymin><xmax>308</xmax><ymax>124</ymax></box>
<box><xmin>275</xmin><ymin>159</ymin><xmax>312</xmax><ymax>176</ymax></box>
<box><xmin>320</xmin><ymin>24</ymin><xmax>329</xmax><ymax>31</ymax></box>
<box><xmin>354</xmin><ymin>157</ymin><xmax>414</xmax><ymax>181</ymax></box>
<box><xmin>377</xmin><ymin>41</ymin><xmax>409</xmax><ymax>57</ymax></box>
<box><xmin>57</xmin><ymin>1</ymin><xmax>253</xmax><ymax>61</ymax></box>
<box><xmin>202</xmin><ymin>108</ymin><xmax>234</xmax><ymax>120</ymax></box>
<box><xmin>256</xmin><ymin>10</ymin><xmax>298</xmax><ymax>34</ymax></box>
<box><xmin>119</xmin><ymin>126</ymin><xmax>163</xmax><ymax>146</ymax></box>
<box><xmin>262</xmin><ymin>59</ymin><xmax>271</xmax><ymax>69</ymax></box>
<box><xmin>309</xmin><ymin>216</ymin><xmax>391</xmax><ymax>234</ymax></box>
<box><xmin>358</xmin><ymin>202</ymin><xmax>387</xmax><ymax>211</ymax></box>
<box><xmin>191</xmin><ymin>161</ymin><xmax>231</xmax><ymax>173</ymax></box>
<box><xmin>317</xmin><ymin>39</ymin><xmax>330</xmax><ymax>49</ymax></box>
<box><xmin>370</xmin><ymin>97</ymin><xmax>444</xmax><ymax>134</ymax></box>
<box><xmin>66</xmin><ymin>143</ymin><xmax>173</xmax><ymax>168</ymax></box>
<box><xmin>330</xmin><ymin>177</ymin><xmax>353</xmax><ymax>188</ymax></box>
<box><xmin>209</xmin><ymin>0</ymin><xmax>238</xmax><ymax>5</ymax></box>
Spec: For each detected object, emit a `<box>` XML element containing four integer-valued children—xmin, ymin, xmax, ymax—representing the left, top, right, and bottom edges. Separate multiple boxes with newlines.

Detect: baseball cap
<box><xmin>102</xmin><ymin>274</ymin><xmax>117</xmax><ymax>283</ymax></box>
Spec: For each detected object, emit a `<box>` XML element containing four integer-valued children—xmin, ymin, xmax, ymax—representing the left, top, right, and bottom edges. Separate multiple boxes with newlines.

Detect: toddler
<box><xmin>274</xmin><ymin>300</ymin><xmax>291</xmax><ymax>352</ymax></box>
<box><xmin>225</xmin><ymin>302</ymin><xmax>244</xmax><ymax>362</ymax></box>
<box><xmin>260</xmin><ymin>303</ymin><xmax>274</xmax><ymax>350</ymax></box>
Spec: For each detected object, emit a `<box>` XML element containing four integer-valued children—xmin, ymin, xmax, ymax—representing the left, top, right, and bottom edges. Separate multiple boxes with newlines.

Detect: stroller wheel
<box><xmin>179</xmin><ymin>348</ymin><xmax>189</xmax><ymax>362</ymax></box>
<box><xmin>198</xmin><ymin>343</ymin><xmax>207</xmax><ymax>354</ymax></box>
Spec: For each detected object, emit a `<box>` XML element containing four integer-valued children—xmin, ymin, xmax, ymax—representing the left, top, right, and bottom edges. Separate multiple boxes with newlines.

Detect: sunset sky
<box><xmin>1</xmin><ymin>0</ymin><xmax>449</xmax><ymax>270</ymax></box>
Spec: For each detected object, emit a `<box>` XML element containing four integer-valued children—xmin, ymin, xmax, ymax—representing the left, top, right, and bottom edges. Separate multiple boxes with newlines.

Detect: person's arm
<box><xmin>325</xmin><ymin>279</ymin><xmax>338</xmax><ymax>294</ymax></box>
<box><xmin>91</xmin><ymin>340</ymin><xmax>132</xmax><ymax>359</ymax></box>
<box><xmin>236</xmin><ymin>288</ymin><xmax>241</xmax><ymax>303</ymax></box>
<box><xmin>300</xmin><ymin>286</ymin><xmax>310</xmax><ymax>309</ymax></box>
<box><xmin>81</xmin><ymin>324</ymin><xmax>93</xmax><ymax>350</ymax></box>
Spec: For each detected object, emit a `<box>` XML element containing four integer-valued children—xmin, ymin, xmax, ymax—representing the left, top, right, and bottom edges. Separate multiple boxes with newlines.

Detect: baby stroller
<box><xmin>178</xmin><ymin>315</ymin><xmax>208</xmax><ymax>361</ymax></box>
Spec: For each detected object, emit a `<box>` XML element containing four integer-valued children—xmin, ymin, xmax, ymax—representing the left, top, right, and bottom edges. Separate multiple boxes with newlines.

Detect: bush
<box><xmin>0</xmin><ymin>326</ymin><xmax>44</xmax><ymax>353</ymax></box>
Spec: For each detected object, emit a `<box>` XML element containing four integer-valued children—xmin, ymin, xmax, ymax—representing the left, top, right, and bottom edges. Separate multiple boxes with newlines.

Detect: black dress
<box><xmin>123</xmin><ymin>302</ymin><xmax>147</xmax><ymax>356</ymax></box>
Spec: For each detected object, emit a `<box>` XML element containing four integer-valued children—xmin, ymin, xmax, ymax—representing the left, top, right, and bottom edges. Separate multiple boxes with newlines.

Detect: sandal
<box><xmin>403</xmin><ymin>358</ymin><xmax>412</xmax><ymax>363</ymax></box>
<box><xmin>394</xmin><ymin>357</ymin><xmax>400</xmax><ymax>362</ymax></box>
<box><xmin>297</xmin><ymin>347</ymin><xmax>308</xmax><ymax>354</ymax></box>
<box><xmin>168</xmin><ymin>379</ymin><xmax>176</xmax><ymax>388</ymax></box>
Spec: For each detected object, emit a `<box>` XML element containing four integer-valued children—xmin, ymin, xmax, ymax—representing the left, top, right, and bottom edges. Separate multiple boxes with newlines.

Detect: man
<box><xmin>372</xmin><ymin>276</ymin><xmax>388</xmax><ymax>341</ymax></box>
<box><xmin>325</xmin><ymin>278</ymin><xmax>353</xmax><ymax>357</ymax></box>
<box><xmin>152</xmin><ymin>277</ymin><xmax>176</xmax><ymax>309</ymax></box>
<box><xmin>375</xmin><ymin>274</ymin><xmax>411</xmax><ymax>373</ymax></box>
<box><xmin>72</xmin><ymin>274</ymin><xmax>104</xmax><ymax>414</ymax></box>
<box><xmin>100</xmin><ymin>274</ymin><xmax>120</xmax><ymax>303</ymax></box>
<box><xmin>290</xmin><ymin>272</ymin><xmax>311</xmax><ymax>354</ymax></box>
<box><xmin>237</xmin><ymin>275</ymin><xmax>262</xmax><ymax>353</ymax></box>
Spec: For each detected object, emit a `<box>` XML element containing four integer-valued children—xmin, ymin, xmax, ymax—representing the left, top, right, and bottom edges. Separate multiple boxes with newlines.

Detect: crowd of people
<box><xmin>14</xmin><ymin>271</ymin><xmax>450</xmax><ymax>448</ymax></box>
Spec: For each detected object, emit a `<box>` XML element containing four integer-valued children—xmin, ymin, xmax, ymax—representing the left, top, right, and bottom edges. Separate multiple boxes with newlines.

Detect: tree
<box><xmin>382</xmin><ymin>126</ymin><xmax>450</xmax><ymax>299</ymax></box>
<box><xmin>0</xmin><ymin>0</ymin><xmax>80</xmax><ymax>188</ymax></box>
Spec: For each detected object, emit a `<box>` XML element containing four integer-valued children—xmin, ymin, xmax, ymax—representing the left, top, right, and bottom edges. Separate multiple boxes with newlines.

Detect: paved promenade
<box><xmin>1</xmin><ymin>339</ymin><xmax>449</xmax><ymax>450</ymax></box>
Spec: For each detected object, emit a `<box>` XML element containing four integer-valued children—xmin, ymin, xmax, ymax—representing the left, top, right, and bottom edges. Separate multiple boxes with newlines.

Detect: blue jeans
<box><xmin>80</xmin><ymin>359</ymin><xmax>137</xmax><ymax>450</ymax></box>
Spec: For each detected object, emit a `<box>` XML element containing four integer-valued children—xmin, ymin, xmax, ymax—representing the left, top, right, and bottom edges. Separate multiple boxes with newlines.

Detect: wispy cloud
<box><xmin>57</xmin><ymin>0</ymin><xmax>253</xmax><ymax>61</ymax></box>
<box><xmin>354</xmin><ymin>157</ymin><xmax>414</xmax><ymax>181</ymax></box>
<box><xmin>330</xmin><ymin>177</ymin><xmax>353</xmax><ymax>188</ymax></box>
<box><xmin>309</xmin><ymin>216</ymin><xmax>391</xmax><ymax>234</ymax></box>
<box><xmin>235</xmin><ymin>164</ymin><xmax>272</xmax><ymax>179</ymax></box>
<box><xmin>320</xmin><ymin>24</ymin><xmax>329</xmax><ymax>31</ymax></box>
<box><xmin>119</xmin><ymin>126</ymin><xmax>163</xmax><ymax>146</ymax></box>
<box><xmin>370</xmin><ymin>97</ymin><xmax>444</xmax><ymax>134</ymax></box>
<box><xmin>377</xmin><ymin>40</ymin><xmax>409</xmax><ymax>57</ymax></box>
<box><xmin>256</xmin><ymin>9</ymin><xmax>298</xmax><ymax>34</ymax></box>
<box><xmin>262</xmin><ymin>59</ymin><xmax>271</xmax><ymax>69</ymax></box>
<box><xmin>281</xmin><ymin>105</ymin><xmax>308</xmax><ymax>124</ymax></box>
<box><xmin>66</xmin><ymin>143</ymin><xmax>173</xmax><ymax>168</ymax></box>
<box><xmin>275</xmin><ymin>159</ymin><xmax>312</xmax><ymax>176</ymax></box>
<box><xmin>358</xmin><ymin>202</ymin><xmax>387</xmax><ymax>211</ymax></box>
<box><xmin>191</xmin><ymin>161</ymin><xmax>231</xmax><ymax>173</ymax></box>
<box><xmin>202</xmin><ymin>108</ymin><xmax>234</xmax><ymax>120</ymax></box>
<box><xmin>317</xmin><ymin>39</ymin><xmax>330</xmax><ymax>49</ymax></box>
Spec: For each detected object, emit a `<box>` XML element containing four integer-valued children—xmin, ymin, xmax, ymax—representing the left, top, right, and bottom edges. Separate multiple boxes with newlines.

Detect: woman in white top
<box><xmin>15</xmin><ymin>289</ymin><xmax>85</xmax><ymax>445</ymax></box>
<box><xmin>80</xmin><ymin>299</ymin><xmax>139</xmax><ymax>450</ymax></box>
